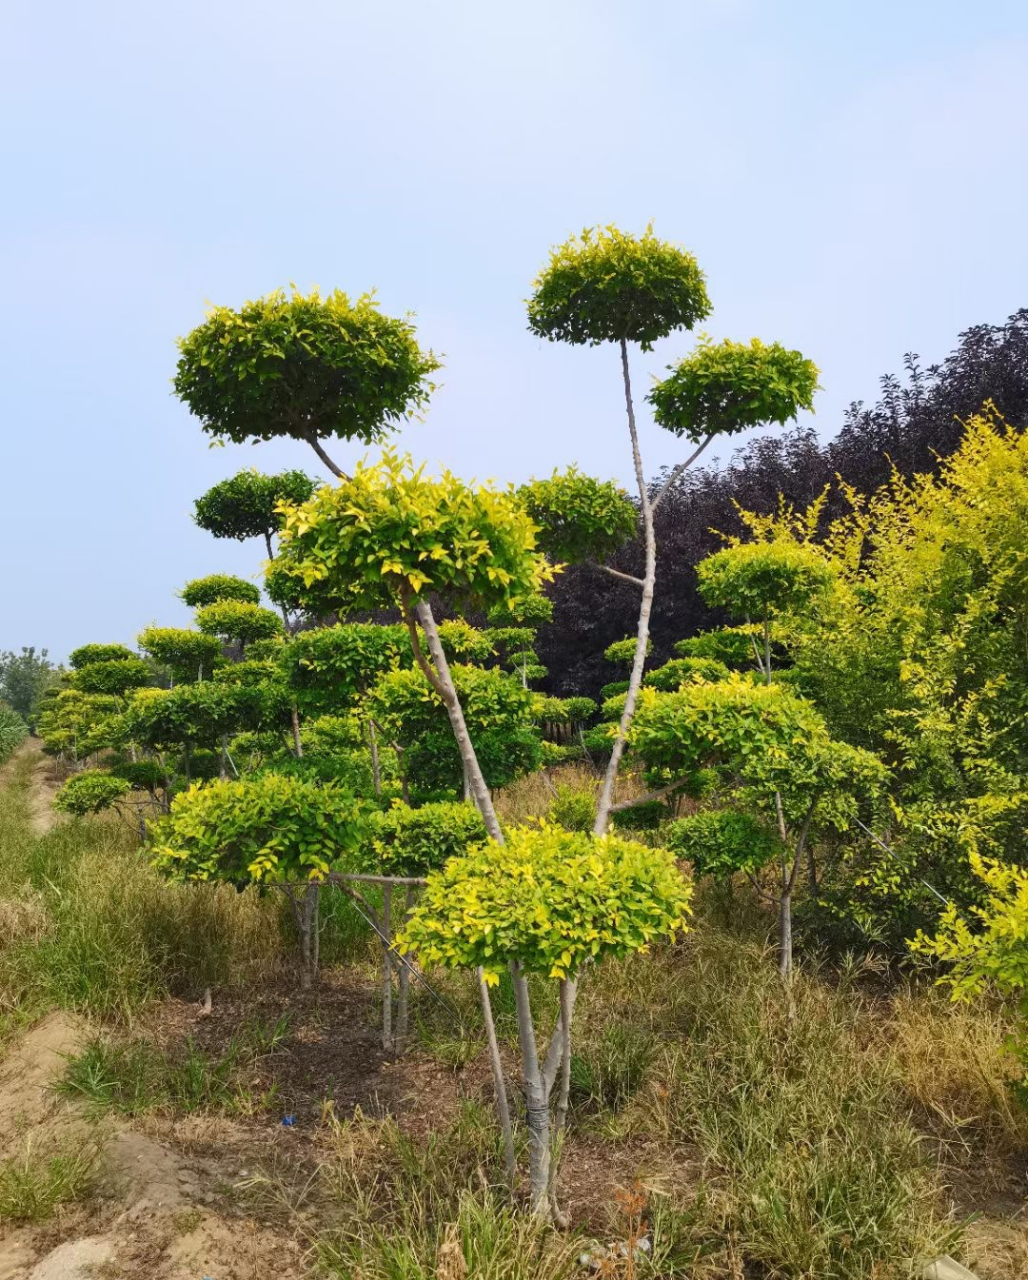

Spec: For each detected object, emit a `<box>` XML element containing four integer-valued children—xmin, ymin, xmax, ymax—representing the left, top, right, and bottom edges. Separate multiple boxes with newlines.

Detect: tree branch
<box><xmin>398</xmin><ymin>590</ymin><xmax>447</xmax><ymax>699</ymax></box>
<box><xmin>306</xmin><ymin>434</ymin><xmax>349</xmax><ymax>481</ymax></box>
<box><xmin>609</xmin><ymin>776</ymin><xmax>692</xmax><ymax>813</ymax></box>
<box><xmin>596</xmin><ymin>564</ymin><xmax>645</xmax><ymax>588</ymax></box>
<box><xmin>786</xmin><ymin>796</ymin><xmax>819</xmax><ymax>896</ymax></box>
<box><xmin>651</xmin><ymin>433</ymin><xmax>716</xmax><ymax>513</ymax></box>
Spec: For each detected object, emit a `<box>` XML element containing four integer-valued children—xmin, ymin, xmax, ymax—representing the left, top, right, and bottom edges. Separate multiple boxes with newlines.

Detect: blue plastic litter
<box><xmin>281</xmin><ymin>1114</ymin><xmax>297</xmax><ymax>1127</ymax></box>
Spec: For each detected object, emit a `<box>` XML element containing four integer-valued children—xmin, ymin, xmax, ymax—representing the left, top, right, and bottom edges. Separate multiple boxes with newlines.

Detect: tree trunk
<box><xmin>778</xmin><ymin>889</ymin><xmax>793</xmax><ymax>980</ymax></box>
<box><xmin>478</xmin><ymin>967</ymin><xmax>517</xmax><ymax>1182</ymax></box>
<box><xmin>290</xmin><ymin>704</ymin><xmax>303</xmax><ymax>759</ymax></box>
<box><xmin>594</xmin><ymin>338</ymin><xmax>657</xmax><ymax>835</ymax></box>
<box><xmin>308</xmin><ymin>883</ymin><xmax>321</xmax><ymax>982</ymax></box>
<box><xmin>511</xmin><ymin>963</ymin><xmax>551</xmax><ymax>1215</ymax></box>
<box><xmin>394</xmin><ymin>886</ymin><xmax>415</xmax><ymax>1053</ymax></box>
<box><xmin>219</xmin><ymin>735</ymin><xmax>229</xmax><ymax>780</ymax></box>
<box><xmin>412</xmin><ymin>599</ymin><xmax>504</xmax><ymax>844</ymax></box>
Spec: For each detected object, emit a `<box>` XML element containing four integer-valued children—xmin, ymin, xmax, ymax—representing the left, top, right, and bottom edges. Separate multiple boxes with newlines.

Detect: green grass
<box><xmin>315</xmin><ymin>1103</ymin><xmax>577</xmax><ymax>1280</ymax></box>
<box><xmin>0</xmin><ymin>751</ymin><xmax>284</xmax><ymax>1020</ymax></box>
<box><xmin>0</xmin><ymin>1135</ymin><xmax>101</xmax><ymax>1224</ymax></box>
<box><xmin>570</xmin><ymin>930</ymin><xmax>959</xmax><ymax>1278</ymax></box>
<box><xmin>59</xmin><ymin>1015</ymin><xmax>293</xmax><ymax>1117</ymax></box>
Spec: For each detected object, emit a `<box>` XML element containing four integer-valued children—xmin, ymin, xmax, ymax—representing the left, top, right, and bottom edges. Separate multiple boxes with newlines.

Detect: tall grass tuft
<box><xmin>316</xmin><ymin>1103</ymin><xmax>577</xmax><ymax>1280</ymax></box>
<box><xmin>574</xmin><ymin>928</ymin><xmax>957</xmax><ymax>1278</ymax></box>
<box><xmin>0</xmin><ymin>755</ymin><xmax>283</xmax><ymax>1019</ymax></box>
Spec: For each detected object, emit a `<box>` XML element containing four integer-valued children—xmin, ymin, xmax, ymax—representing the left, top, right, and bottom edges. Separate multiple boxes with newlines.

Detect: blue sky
<box><xmin>2</xmin><ymin>1</ymin><xmax>1027</xmax><ymax>661</ymax></box>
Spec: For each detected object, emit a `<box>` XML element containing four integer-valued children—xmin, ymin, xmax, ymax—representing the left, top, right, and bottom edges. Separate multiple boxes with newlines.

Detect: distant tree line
<box><xmin>538</xmin><ymin>308</ymin><xmax>1028</xmax><ymax>696</ymax></box>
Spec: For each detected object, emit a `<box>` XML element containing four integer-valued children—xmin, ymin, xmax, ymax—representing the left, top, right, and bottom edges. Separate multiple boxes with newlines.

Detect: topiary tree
<box><xmin>274</xmin><ymin>450</ymin><xmax>552</xmax><ymax>836</ymax></box>
<box><xmin>70</xmin><ymin>657</ymin><xmax>151</xmax><ymax>697</ymax></box>
<box><xmin>175</xmin><ymin>288</ymin><xmax>439</xmax><ymax>479</ymax></box>
<box><xmin>194</xmin><ymin>600</ymin><xmax>284</xmax><ymax>650</ymax></box>
<box><xmin>366</xmin><ymin>663</ymin><xmax>541</xmax><ymax>802</ymax></box>
<box><xmin>400</xmin><ymin>825</ymin><xmax>692</xmax><ymax>1215</ymax></box>
<box><xmin>137</xmin><ymin>627</ymin><xmax>224</xmax><ymax>684</ymax></box>
<box><xmin>180</xmin><ymin>574</ymin><xmax>261</xmax><ymax>608</ymax></box>
<box><xmin>153</xmin><ymin>774</ymin><xmax>370</xmax><ymax>988</ymax></box>
<box><xmin>696</xmin><ymin>539</ymin><xmax>835</xmax><ymax>681</ymax></box>
<box><xmin>68</xmin><ymin>643</ymin><xmax>135</xmax><ymax>669</ymax></box>
<box><xmin>528</xmin><ymin>224</ymin><xmax>818</xmax><ymax>836</ymax></box>
<box><xmin>280</xmin><ymin>622</ymin><xmax>410</xmax><ymax>791</ymax></box>
<box><xmin>54</xmin><ymin>769</ymin><xmax>132</xmax><ymax>817</ymax></box>
<box><xmin>193</xmin><ymin>469</ymin><xmax>319</xmax><ymax>559</ymax></box>
<box><xmin>629</xmin><ymin>674</ymin><xmax>885</xmax><ymax>977</ymax></box>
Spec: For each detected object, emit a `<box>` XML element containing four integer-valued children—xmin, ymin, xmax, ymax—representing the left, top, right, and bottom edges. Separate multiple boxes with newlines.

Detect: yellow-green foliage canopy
<box><xmin>275</xmin><ymin>451</ymin><xmax>555</xmax><ymax>613</ymax></box>
<box><xmin>527</xmin><ymin>224</ymin><xmax>711</xmax><ymax>350</ymax></box>
<box><xmin>518</xmin><ymin>468</ymin><xmax>637</xmax><ymax>564</ymax></box>
<box><xmin>630</xmin><ymin>674</ymin><xmax>885</xmax><ymax>828</ymax></box>
<box><xmin>697</xmin><ymin>540</ymin><xmax>835</xmax><ymax>619</ymax></box>
<box><xmin>649</xmin><ymin>336</ymin><xmax>819</xmax><ymax>443</ymax></box>
<box><xmin>180</xmin><ymin>574</ymin><xmax>260</xmax><ymax>608</ymax></box>
<box><xmin>195</xmin><ymin>600</ymin><xmax>284</xmax><ymax>646</ymax></box>
<box><xmin>153</xmin><ymin>774</ymin><xmax>370</xmax><ymax>885</ymax></box>
<box><xmin>913</xmin><ymin>854</ymin><xmax>1028</xmax><ymax>1000</ymax></box>
<box><xmin>400</xmin><ymin>824</ymin><xmax>692</xmax><ymax>984</ymax></box>
<box><xmin>175</xmin><ymin>288</ymin><xmax>439</xmax><ymax>448</ymax></box>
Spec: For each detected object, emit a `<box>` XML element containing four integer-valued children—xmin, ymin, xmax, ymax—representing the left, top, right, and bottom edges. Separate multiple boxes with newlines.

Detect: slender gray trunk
<box><xmin>512</xmin><ymin>962</ymin><xmax>551</xmax><ymax>1214</ymax></box>
<box><xmin>593</xmin><ymin>338</ymin><xmax>657</xmax><ymax>835</ymax></box>
<box><xmin>394</xmin><ymin>886</ymin><xmax>415</xmax><ymax>1053</ymax></box>
<box><xmin>412</xmin><ymin>599</ymin><xmax>504</xmax><ymax>844</ymax></box>
<box><xmin>290</xmin><ymin>704</ymin><xmax>303</xmax><ymax>759</ymax></box>
<box><xmin>478</xmin><ymin>967</ymin><xmax>517</xmax><ymax>1182</ymax></box>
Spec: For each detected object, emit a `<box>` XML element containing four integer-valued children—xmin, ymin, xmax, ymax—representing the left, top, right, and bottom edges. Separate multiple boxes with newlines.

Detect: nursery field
<box><xmin>4</xmin><ymin>229</ymin><xmax>1028</xmax><ymax>1279</ymax></box>
<box><xmin>2</xmin><ymin>739</ymin><xmax>1028</xmax><ymax>1280</ymax></box>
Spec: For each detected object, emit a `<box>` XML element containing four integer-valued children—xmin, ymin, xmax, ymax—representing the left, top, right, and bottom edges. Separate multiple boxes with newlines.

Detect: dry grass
<box><xmin>883</xmin><ymin>987</ymin><xmax>1028</xmax><ymax>1165</ymax></box>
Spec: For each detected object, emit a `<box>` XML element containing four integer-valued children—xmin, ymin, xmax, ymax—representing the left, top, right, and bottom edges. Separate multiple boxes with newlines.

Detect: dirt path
<box><xmin>0</xmin><ymin>747</ymin><xmax>305</xmax><ymax>1278</ymax></box>
<box><xmin>0</xmin><ymin>738</ymin><xmax>61</xmax><ymax>836</ymax></box>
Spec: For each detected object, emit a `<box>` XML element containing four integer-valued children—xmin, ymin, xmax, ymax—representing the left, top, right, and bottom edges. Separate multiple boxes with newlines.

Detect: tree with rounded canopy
<box><xmin>649</xmin><ymin>336</ymin><xmax>820</xmax><ymax>443</ymax></box>
<box><xmin>54</xmin><ymin>769</ymin><xmax>132</xmax><ymax>817</ymax></box>
<box><xmin>175</xmin><ymin>288</ymin><xmax>439</xmax><ymax>479</ymax></box>
<box><xmin>137</xmin><ymin>627</ymin><xmax>224</xmax><ymax>684</ymax></box>
<box><xmin>697</xmin><ymin>539</ymin><xmax>834</xmax><ymax>681</ymax></box>
<box><xmin>400</xmin><ymin>824</ymin><xmax>692</xmax><ymax>1214</ymax></box>
<box><xmin>528</xmin><ymin>224</ymin><xmax>819</xmax><ymax>839</ymax></box>
<box><xmin>193</xmin><ymin>469</ymin><xmax>319</xmax><ymax>558</ymax></box>
<box><xmin>367</xmin><ymin>663</ymin><xmax>541</xmax><ymax>801</ymax></box>
<box><xmin>69</xmin><ymin>643</ymin><xmax>136</xmax><ymax>670</ymax></box>
<box><xmin>629</xmin><ymin>674</ymin><xmax>885</xmax><ymax>976</ymax></box>
<box><xmin>195</xmin><ymin>600</ymin><xmax>284</xmax><ymax>650</ymax></box>
<box><xmin>273</xmin><ymin>450</ymin><xmax>553</xmax><ymax>839</ymax></box>
<box><xmin>518</xmin><ymin>469</ymin><xmax>637</xmax><ymax>566</ymax></box>
<box><xmin>153</xmin><ymin>774</ymin><xmax>370</xmax><ymax>988</ymax></box>
<box><xmin>71</xmin><ymin>657</ymin><xmax>151</xmax><ymax>697</ymax></box>
<box><xmin>180</xmin><ymin>574</ymin><xmax>260</xmax><ymax>608</ymax></box>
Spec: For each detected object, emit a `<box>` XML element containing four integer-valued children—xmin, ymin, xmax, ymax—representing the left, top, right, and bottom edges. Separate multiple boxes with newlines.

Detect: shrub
<box><xmin>54</xmin><ymin>770</ymin><xmax>131</xmax><ymax>816</ymax></box>
<box><xmin>373</xmin><ymin>800</ymin><xmax>487</xmax><ymax>877</ymax></box>
<box><xmin>546</xmin><ymin>784</ymin><xmax>595</xmax><ymax>833</ymax></box>
<box><xmin>180</xmin><ymin>573</ymin><xmax>260</xmax><ymax>607</ymax></box>
<box><xmin>0</xmin><ymin>703</ymin><xmax>27</xmax><ymax>765</ymax></box>
<box><xmin>667</xmin><ymin>808</ymin><xmax>782</xmax><ymax>879</ymax></box>
<box><xmin>194</xmin><ymin>600</ymin><xmax>283</xmax><ymax>646</ymax></box>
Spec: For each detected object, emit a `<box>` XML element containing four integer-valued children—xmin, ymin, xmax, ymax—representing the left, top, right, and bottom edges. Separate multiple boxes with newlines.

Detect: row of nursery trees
<box><xmin>38</xmin><ymin>225</ymin><xmax>1028</xmax><ymax>1219</ymax></box>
